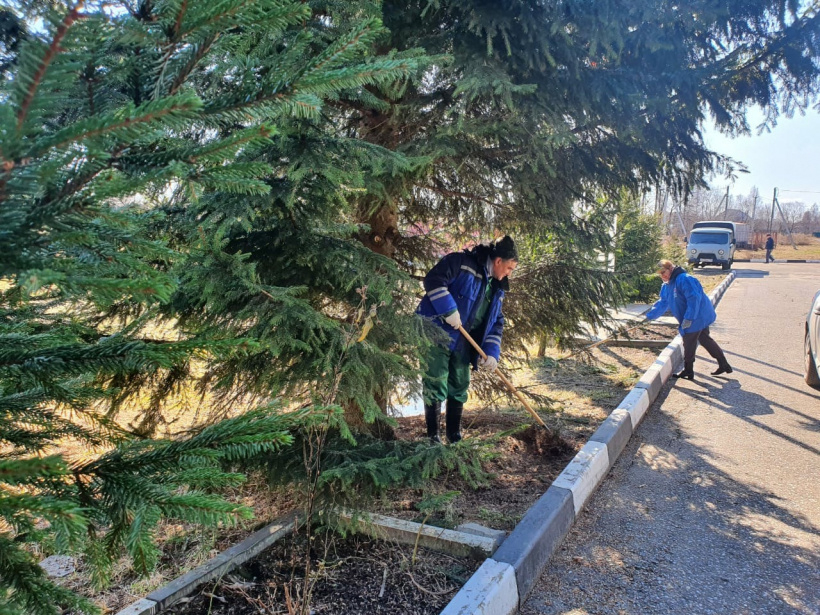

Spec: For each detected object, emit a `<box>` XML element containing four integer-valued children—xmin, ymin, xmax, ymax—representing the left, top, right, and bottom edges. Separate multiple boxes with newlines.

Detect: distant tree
<box><xmin>615</xmin><ymin>199</ymin><xmax>664</xmax><ymax>302</ymax></box>
<box><xmin>778</xmin><ymin>200</ymin><xmax>808</xmax><ymax>232</ymax></box>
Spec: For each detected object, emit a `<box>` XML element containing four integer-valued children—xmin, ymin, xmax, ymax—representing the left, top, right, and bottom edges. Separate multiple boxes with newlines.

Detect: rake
<box><xmin>457</xmin><ymin>326</ymin><xmax>548</xmax><ymax>429</ymax></box>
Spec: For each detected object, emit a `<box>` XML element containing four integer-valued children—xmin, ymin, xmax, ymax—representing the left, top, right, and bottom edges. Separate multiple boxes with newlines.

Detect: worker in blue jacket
<box><xmin>645</xmin><ymin>260</ymin><xmax>732</xmax><ymax>380</ymax></box>
<box><xmin>416</xmin><ymin>236</ymin><xmax>518</xmax><ymax>443</ymax></box>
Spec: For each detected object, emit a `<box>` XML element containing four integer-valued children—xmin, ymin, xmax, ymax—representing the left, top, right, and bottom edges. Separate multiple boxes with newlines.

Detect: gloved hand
<box><xmin>444</xmin><ymin>311</ymin><xmax>462</xmax><ymax>329</ymax></box>
<box><xmin>479</xmin><ymin>355</ymin><xmax>498</xmax><ymax>371</ymax></box>
<box><xmin>681</xmin><ymin>319</ymin><xmax>693</xmax><ymax>330</ymax></box>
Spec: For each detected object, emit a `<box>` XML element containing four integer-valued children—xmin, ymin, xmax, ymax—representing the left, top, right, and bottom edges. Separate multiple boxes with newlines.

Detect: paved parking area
<box><xmin>521</xmin><ymin>263</ymin><xmax>820</xmax><ymax>615</ymax></box>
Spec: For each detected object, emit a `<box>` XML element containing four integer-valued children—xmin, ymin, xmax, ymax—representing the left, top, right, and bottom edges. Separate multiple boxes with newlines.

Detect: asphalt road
<box><xmin>521</xmin><ymin>263</ymin><xmax>820</xmax><ymax>615</ymax></box>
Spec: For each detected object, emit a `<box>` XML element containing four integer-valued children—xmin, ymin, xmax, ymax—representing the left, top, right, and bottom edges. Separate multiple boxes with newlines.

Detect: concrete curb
<box><xmin>589</xmin><ymin>408</ymin><xmax>633</xmax><ymax>469</ymax></box>
<box><xmin>617</xmin><ymin>387</ymin><xmax>651</xmax><ymax>429</ymax></box>
<box><xmin>602</xmin><ymin>339</ymin><xmax>670</xmax><ymax>349</ymax></box>
<box><xmin>551</xmin><ymin>441</ymin><xmax>610</xmax><ymax>515</ymax></box>
<box><xmin>114</xmin><ymin>599</ymin><xmax>158</xmax><ymax>615</ymax></box>
<box><xmin>339</xmin><ymin>511</ymin><xmax>502</xmax><ymax>558</ymax></box>
<box><xmin>734</xmin><ymin>258</ymin><xmax>820</xmax><ymax>263</ymax></box>
<box><xmin>492</xmin><ymin>486</ymin><xmax>574</xmax><ymax>603</ymax></box>
<box><xmin>440</xmin><ymin>271</ymin><xmax>738</xmax><ymax>613</ymax></box>
<box><xmin>115</xmin><ymin>513</ymin><xmax>298</xmax><ymax>615</ymax></box>
<box><xmin>116</xmin><ymin>509</ymin><xmax>509</xmax><ymax>615</ymax></box>
<box><xmin>440</xmin><ymin>558</ymin><xmax>519</xmax><ymax>615</ymax></box>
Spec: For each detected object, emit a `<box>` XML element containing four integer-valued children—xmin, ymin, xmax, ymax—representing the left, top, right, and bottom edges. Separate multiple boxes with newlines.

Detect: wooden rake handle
<box><xmin>457</xmin><ymin>326</ymin><xmax>547</xmax><ymax>428</ymax></box>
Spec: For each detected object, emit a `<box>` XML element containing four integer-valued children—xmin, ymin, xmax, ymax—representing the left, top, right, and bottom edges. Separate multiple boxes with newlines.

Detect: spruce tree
<box><xmin>144</xmin><ymin>0</ymin><xmax>434</xmax><ymax>435</ymax></box>
<box><xmin>346</xmin><ymin>0</ymin><xmax>820</xmax><ymax>342</ymax></box>
<box><xmin>0</xmin><ymin>2</ymin><xmax>419</xmax><ymax>613</ymax></box>
<box><xmin>148</xmin><ymin>0</ymin><xmax>820</xmax><ymax>433</ymax></box>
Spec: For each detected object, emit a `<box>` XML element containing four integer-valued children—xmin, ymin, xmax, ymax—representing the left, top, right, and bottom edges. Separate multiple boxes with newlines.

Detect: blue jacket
<box><xmin>416</xmin><ymin>245</ymin><xmax>508</xmax><ymax>364</ymax></box>
<box><xmin>645</xmin><ymin>267</ymin><xmax>715</xmax><ymax>334</ymax></box>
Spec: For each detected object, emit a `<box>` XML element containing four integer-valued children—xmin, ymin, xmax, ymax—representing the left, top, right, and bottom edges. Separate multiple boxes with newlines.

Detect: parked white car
<box><xmin>806</xmin><ymin>289</ymin><xmax>820</xmax><ymax>389</ymax></box>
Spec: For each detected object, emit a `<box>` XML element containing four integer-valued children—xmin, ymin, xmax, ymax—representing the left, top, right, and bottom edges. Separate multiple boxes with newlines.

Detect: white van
<box><xmin>691</xmin><ymin>220</ymin><xmax>750</xmax><ymax>248</ymax></box>
<box><xmin>686</xmin><ymin>227</ymin><xmax>734</xmax><ymax>270</ymax></box>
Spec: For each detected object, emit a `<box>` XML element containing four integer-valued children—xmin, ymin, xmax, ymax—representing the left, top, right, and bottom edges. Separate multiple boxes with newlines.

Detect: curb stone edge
<box><xmin>439</xmin><ymin>271</ymin><xmax>737</xmax><ymax>613</ymax></box>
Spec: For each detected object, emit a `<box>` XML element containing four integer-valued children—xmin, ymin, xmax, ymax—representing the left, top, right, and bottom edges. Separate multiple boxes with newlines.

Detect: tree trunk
<box><xmin>342</xmin><ymin>394</ymin><xmax>396</xmax><ymax>441</ymax></box>
<box><xmin>357</xmin><ymin>201</ymin><xmax>400</xmax><ymax>259</ymax></box>
<box><xmin>345</xmin><ymin>198</ymin><xmax>402</xmax><ymax>440</ymax></box>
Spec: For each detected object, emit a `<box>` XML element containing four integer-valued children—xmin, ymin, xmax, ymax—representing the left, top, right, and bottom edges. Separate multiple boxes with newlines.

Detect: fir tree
<box><xmin>0</xmin><ymin>1</ymin><xmax>419</xmax><ymax>613</ymax></box>
<box><xmin>345</xmin><ymin>0</ymin><xmax>820</xmax><ymax>343</ymax></box>
<box><xmin>145</xmin><ymin>0</ymin><xmax>820</xmax><ymax>433</ymax></box>
<box><xmin>145</xmin><ymin>1</ymin><xmax>434</xmax><ymax>436</ymax></box>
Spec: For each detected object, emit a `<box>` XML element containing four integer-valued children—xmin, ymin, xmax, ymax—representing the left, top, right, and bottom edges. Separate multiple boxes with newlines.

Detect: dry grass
<box><xmin>691</xmin><ymin>270</ymin><xmax>728</xmax><ymax>294</ymax></box>
<box><xmin>736</xmin><ymin>236</ymin><xmax>820</xmax><ymax>259</ymax></box>
<box><xmin>54</xmin><ymin>474</ymin><xmax>297</xmax><ymax>613</ymax></box>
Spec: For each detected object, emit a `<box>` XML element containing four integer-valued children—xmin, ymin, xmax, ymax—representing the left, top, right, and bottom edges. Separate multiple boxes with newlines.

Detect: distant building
<box><xmin>723</xmin><ymin>208</ymin><xmax>750</xmax><ymax>223</ymax></box>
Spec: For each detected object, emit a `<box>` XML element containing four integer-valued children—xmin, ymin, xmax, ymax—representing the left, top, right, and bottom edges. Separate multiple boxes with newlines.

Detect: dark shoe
<box><xmin>445</xmin><ymin>398</ymin><xmax>464</xmax><ymax>443</ymax></box>
<box><xmin>672</xmin><ymin>370</ymin><xmax>695</xmax><ymax>380</ymax></box>
<box><xmin>711</xmin><ymin>364</ymin><xmax>733</xmax><ymax>376</ymax></box>
<box><xmin>424</xmin><ymin>401</ymin><xmax>442</xmax><ymax>443</ymax></box>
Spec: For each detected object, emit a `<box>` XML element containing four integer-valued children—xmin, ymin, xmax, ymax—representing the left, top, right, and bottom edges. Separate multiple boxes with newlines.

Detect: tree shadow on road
<box><xmin>522</xmin><ymin>376</ymin><xmax>820</xmax><ymax>615</ymax></box>
<box><xmin>732</xmin><ymin>268</ymin><xmax>772</xmax><ymax>279</ymax></box>
<box><xmin>718</xmin><ymin>352</ymin><xmax>820</xmax><ymax>403</ymax></box>
<box><xmin>675</xmin><ymin>378</ymin><xmax>820</xmax><ymax>455</ymax></box>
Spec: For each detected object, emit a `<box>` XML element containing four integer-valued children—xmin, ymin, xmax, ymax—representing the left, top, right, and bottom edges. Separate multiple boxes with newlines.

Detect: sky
<box><xmin>703</xmin><ymin>107</ymin><xmax>820</xmax><ymax>206</ymax></box>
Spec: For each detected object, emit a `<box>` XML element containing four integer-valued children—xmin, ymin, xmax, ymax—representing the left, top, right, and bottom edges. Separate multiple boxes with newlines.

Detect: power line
<box><xmin>778</xmin><ymin>189</ymin><xmax>820</xmax><ymax>194</ymax></box>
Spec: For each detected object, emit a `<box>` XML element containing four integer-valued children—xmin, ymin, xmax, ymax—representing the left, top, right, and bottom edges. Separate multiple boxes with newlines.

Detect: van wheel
<box><xmin>721</xmin><ymin>263</ymin><xmax>730</xmax><ymax>271</ymax></box>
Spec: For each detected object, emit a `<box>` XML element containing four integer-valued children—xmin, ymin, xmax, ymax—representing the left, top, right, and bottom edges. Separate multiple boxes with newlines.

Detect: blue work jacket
<box><xmin>645</xmin><ymin>267</ymin><xmax>716</xmax><ymax>334</ymax></box>
<box><xmin>416</xmin><ymin>246</ymin><xmax>507</xmax><ymax>364</ymax></box>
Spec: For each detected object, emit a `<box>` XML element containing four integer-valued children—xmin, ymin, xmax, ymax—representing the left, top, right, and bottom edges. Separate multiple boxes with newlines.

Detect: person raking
<box><xmin>645</xmin><ymin>260</ymin><xmax>732</xmax><ymax>380</ymax></box>
<box><xmin>416</xmin><ymin>236</ymin><xmax>518</xmax><ymax>443</ymax></box>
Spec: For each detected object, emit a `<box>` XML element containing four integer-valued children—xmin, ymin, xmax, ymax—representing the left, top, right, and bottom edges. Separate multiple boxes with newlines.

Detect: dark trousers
<box><xmin>765</xmin><ymin>248</ymin><xmax>774</xmax><ymax>263</ymax></box>
<box><xmin>682</xmin><ymin>326</ymin><xmax>727</xmax><ymax>373</ymax></box>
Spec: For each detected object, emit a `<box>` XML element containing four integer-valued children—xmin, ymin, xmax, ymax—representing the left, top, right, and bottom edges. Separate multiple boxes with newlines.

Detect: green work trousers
<box><xmin>422</xmin><ymin>343</ymin><xmax>471</xmax><ymax>404</ymax></box>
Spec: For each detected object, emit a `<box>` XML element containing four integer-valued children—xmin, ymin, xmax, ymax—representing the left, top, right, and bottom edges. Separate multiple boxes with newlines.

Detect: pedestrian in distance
<box><xmin>765</xmin><ymin>233</ymin><xmax>775</xmax><ymax>263</ymax></box>
<box><xmin>416</xmin><ymin>236</ymin><xmax>518</xmax><ymax>443</ymax></box>
<box><xmin>645</xmin><ymin>260</ymin><xmax>732</xmax><ymax>380</ymax></box>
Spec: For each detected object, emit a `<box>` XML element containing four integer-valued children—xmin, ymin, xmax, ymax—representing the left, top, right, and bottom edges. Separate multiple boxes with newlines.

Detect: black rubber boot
<box><xmin>445</xmin><ymin>398</ymin><xmax>464</xmax><ymax>443</ymax></box>
<box><xmin>424</xmin><ymin>401</ymin><xmax>442</xmax><ymax>444</ymax></box>
<box><xmin>711</xmin><ymin>362</ymin><xmax>733</xmax><ymax>376</ymax></box>
<box><xmin>672</xmin><ymin>370</ymin><xmax>695</xmax><ymax>380</ymax></box>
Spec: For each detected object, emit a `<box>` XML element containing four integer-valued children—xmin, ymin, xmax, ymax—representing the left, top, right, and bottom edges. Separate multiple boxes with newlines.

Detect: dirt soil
<box><xmin>376</xmin><ymin>332</ymin><xmax>677</xmax><ymax>531</ymax></box>
<box><xmin>62</xmin><ymin>336</ymin><xmax>673</xmax><ymax>614</ymax></box>
<box><xmin>165</xmin><ymin>531</ymin><xmax>479</xmax><ymax>615</ymax></box>
<box><xmin>610</xmin><ymin>322</ymin><xmax>678</xmax><ymax>342</ymax></box>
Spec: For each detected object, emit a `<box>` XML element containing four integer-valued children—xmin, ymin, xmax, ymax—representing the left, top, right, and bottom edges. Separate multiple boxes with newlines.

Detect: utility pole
<box><xmin>768</xmin><ymin>188</ymin><xmax>777</xmax><ymax>233</ymax></box>
<box><xmin>722</xmin><ymin>185</ymin><xmax>730</xmax><ymax>217</ymax></box>
<box><xmin>749</xmin><ymin>190</ymin><xmax>758</xmax><ymax>248</ymax></box>
<box><xmin>772</xmin><ymin>187</ymin><xmax>798</xmax><ymax>249</ymax></box>
<box><xmin>669</xmin><ymin>193</ymin><xmax>687</xmax><ymax>237</ymax></box>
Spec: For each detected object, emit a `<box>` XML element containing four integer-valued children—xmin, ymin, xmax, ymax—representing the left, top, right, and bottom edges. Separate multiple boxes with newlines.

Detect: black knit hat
<box><xmin>491</xmin><ymin>235</ymin><xmax>518</xmax><ymax>261</ymax></box>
